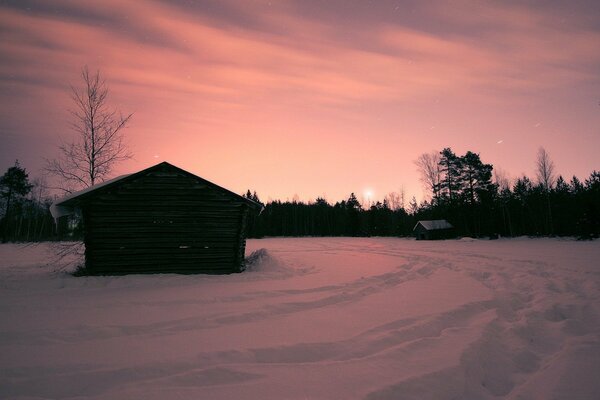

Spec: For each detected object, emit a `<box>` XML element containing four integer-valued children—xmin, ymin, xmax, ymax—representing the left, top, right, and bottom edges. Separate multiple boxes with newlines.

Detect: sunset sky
<box><xmin>1</xmin><ymin>0</ymin><xmax>599</xmax><ymax>204</ymax></box>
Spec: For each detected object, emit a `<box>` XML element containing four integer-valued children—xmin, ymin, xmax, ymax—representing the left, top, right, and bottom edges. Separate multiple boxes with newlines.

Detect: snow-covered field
<box><xmin>1</xmin><ymin>238</ymin><xmax>599</xmax><ymax>399</ymax></box>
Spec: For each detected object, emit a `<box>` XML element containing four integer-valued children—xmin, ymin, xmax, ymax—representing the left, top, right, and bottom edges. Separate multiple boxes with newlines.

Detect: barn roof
<box><xmin>413</xmin><ymin>219</ymin><xmax>454</xmax><ymax>231</ymax></box>
<box><xmin>50</xmin><ymin>161</ymin><xmax>263</xmax><ymax>218</ymax></box>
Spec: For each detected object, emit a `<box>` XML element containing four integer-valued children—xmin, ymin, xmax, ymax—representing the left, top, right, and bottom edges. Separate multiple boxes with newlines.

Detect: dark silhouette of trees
<box><xmin>2</xmin><ymin>152</ymin><xmax>598</xmax><ymax>243</ymax></box>
<box><xmin>1</xmin><ymin>161</ymin><xmax>52</xmax><ymax>242</ymax></box>
<box><xmin>414</xmin><ymin>147</ymin><xmax>598</xmax><ymax>238</ymax></box>
<box><xmin>1</xmin><ymin>161</ymin><xmax>33</xmax><ymax>242</ymax></box>
<box><xmin>415</xmin><ymin>148</ymin><xmax>498</xmax><ymax>236</ymax></box>
<box><xmin>46</xmin><ymin>66</ymin><xmax>133</xmax><ymax>193</ymax></box>
<box><xmin>412</xmin><ymin>166</ymin><xmax>599</xmax><ymax>239</ymax></box>
<box><xmin>460</xmin><ymin>151</ymin><xmax>494</xmax><ymax>205</ymax></box>
<box><xmin>242</xmin><ymin>192</ymin><xmax>413</xmax><ymax>238</ymax></box>
<box><xmin>581</xmin><ymin>171</ymin><xmax>600</xmax><ymax>237</ymax></box>
<box><xmin>345</xmin><ymin>193</ymin><xmax>362</xmax><ymax>235</ymax></box>
<box><xmin>459</xmin><ymin>151</ymin><xmax>495</xmax><ymax>235</ymax></box>
<box><xmin>438</xmin><ymin>148</ymin><xmax>462</xmax><ymax>204</ymax></box>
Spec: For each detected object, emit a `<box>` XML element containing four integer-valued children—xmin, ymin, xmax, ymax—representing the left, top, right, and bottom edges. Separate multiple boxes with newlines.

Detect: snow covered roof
<box><xmin>50</xmin><ymin>161</ymin><xmax>262</xmax><ymax>219</ymax></box>
<box><xmin>413</xmin><ymin>219</ymin><xmax>454</xmax><ymax>231</ymax></box>
<box><xmin>50</xmin><ymin>174</ymin><xmax>131</xmax><ymax>219</ymax></box>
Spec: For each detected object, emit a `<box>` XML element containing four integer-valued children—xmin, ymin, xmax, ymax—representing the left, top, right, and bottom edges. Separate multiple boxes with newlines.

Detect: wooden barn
<box><xmin>413</xmin><ymin>220</ymin><xmax>455</xmax><ymax>240</ymax></box>
<box><xmin>50</xmin><ymin>162</ymin><xmax>262</xmax><ymax>275</ymax></box>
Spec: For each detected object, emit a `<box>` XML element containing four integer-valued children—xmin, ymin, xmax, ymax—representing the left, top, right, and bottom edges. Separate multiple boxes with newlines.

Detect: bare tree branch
<box><xmin>46</xmin><ymin>66</ymin><xmax>133</xmax><ymax>193</ymax></box>
<box><xmin>536</xmin><ymin>147</ymin><xmax>556</xmax><ymax>191</ymax></box>
<box><xmin>535</xmin><ymin>146</ymin><xmax>557</xmax><ymax>234</ymax></box>
<box><xmin>414</xmin><ymin>151</ymin><xmax>441</xmax><ymax>204</ymax></box>
<box><xmin>493</xmin><ymin>167</ymin><xmax>511</xmax><ymax>191</ymax></box>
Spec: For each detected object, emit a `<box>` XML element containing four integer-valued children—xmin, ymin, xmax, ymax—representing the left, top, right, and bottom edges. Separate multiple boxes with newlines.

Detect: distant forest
<box><xmin>244</xmin><ymin>148</ymin><xmax>599</xmax><ymax>239</ymax></box>
<box><xmin>0</xmin><ymin>147</ymin><xmax>599</xmax><ymax>242</ymax></box>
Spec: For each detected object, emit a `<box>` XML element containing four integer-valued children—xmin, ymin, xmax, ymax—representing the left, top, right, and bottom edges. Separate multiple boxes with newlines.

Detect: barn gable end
<box><xmin>51</xmin><ymin>162</ymin><xmax>261</xmax><ymax>275</ymax></box>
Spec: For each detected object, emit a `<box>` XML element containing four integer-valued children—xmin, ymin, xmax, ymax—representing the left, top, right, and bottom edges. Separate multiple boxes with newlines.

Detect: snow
<box><xmin>1</xmin><ymin>237</ymin><xmax>599</xmax><ymax>399</ymax></box>
<box><xmin>50</xmin><ymin>174</ymin><xmax>131</xmax><ymax>219</ymax></box>
<box><xmin>415</xmin><ymin>219</ymin><xmax>453</xmax><ymax>230</ymax></box>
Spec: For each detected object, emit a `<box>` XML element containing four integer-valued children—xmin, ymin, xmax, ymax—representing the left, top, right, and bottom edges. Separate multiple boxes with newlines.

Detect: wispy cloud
<box><xmin>1</xmin><ymin>0</ymin><xmax>599</xmax><ymax>201</ymax></box>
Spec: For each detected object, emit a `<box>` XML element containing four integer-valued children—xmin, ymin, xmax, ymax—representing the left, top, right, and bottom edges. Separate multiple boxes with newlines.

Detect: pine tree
<box><xmin>460</xmin><ymin>151</ymin><xmax>494</xmax><ymax>205</ymax></box>
<box><xmin>438</xmin><ymin>148</ymin><xmax>462</xmax><ymax>203</ymax></box>
<box><xmin>1</xmin><ymin>160</ymin><xmax>33</xmax><ymax>242</ymax></box>
<box><xmin>555</xmin><ymin>176</ymin><xmax>569</xmax><ymax>194</ymax></box>
<box><xmin>346</xmin><ymin>193</ymin><xmax>362</xmax><ymax>235</ymax></box>
<box><xmin>346</xmin><ymin>193</ymin><xmax>361</xmax><ymax>211</ymax></box>
<box><xmin>570</xmin><ymin>176</ymin><xmax>584</xmax><ymax>194</ymax></box>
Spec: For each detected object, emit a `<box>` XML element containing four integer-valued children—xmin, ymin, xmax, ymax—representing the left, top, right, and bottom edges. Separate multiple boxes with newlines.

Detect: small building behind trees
<box><xmin>413</xmin><ymin>219</ymin><xmax>455</xmax><ymax>240</ymax></box>
<box><xmin>50</xmin><ymin>162</ymin><xmax>262</xmax><ymax>275</ymax></box>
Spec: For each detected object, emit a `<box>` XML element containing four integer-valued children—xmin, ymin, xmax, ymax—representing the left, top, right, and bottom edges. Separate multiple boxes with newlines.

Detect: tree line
<box><xmin>1</xmin><ymin>147</ymin><xmax>598</xmax><ymax>242</ymax></box>
<box><xmin>243</xmin><ymin>148</ymin><xmax>599</xmax><ymax>239</ymax></box>
<box><xmin>414</xmin><ymin>147</ymin><xmax>599</xmax><ymax>238</ymax></box>
<box><xmin>243</xmin><ymin>191</ymin><xmax>415</xmax><ymax>237</ymax></box>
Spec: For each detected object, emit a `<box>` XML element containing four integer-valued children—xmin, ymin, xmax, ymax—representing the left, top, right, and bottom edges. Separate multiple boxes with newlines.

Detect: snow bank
<box><xmin>1</xmin><ymin>238</ymin><xmax>599</xmax><ymax>399</ymax></box>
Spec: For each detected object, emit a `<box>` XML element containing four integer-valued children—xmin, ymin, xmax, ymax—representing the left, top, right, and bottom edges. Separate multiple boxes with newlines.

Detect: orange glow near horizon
<box><xmin>1</xmin><ymin>1</ymin><xmax>599</xmax><ymax>203</ymax></box>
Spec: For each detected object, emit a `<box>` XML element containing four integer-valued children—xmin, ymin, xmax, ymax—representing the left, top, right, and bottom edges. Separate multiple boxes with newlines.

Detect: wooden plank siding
<box><xmin>62</xmin><ymin>163</ymin><xmax>260</xmax><ymax>275</ymax></box>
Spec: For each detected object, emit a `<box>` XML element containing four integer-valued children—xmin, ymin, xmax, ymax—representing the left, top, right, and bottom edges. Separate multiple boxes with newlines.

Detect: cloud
<box><xmin>2</xmin><ymin>0</ymin><xmax>598</xmax><ymax>109</ymax></box>
<box><xmin>1</xmin><ymin>0</ymin><xmax>599</xmax><ymax>201</ymax></box>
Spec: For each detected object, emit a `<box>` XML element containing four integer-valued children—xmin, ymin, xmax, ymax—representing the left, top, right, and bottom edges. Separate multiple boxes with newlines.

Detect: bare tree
<box><xmin>535</xmin><ymin>147</ymin><xmax>556</xmax><ymax>191</ymax></box>
<box><xmin>493</xmin><ymin>167</ymin><xmax>511</xmax><ymax>192</ymax></box>
<box><xmin>28</xmin><ymin>177</ymin><xmax>50</xmax><ymax>241</ymax></box>
<box><xmin>384</xmin><ymin>191</ymin><xmax>401</xmax><ymax>211</ymax></box>
<box><xmin>535</xmin><ymin>146</ymin><xmax>556</xmax><ymax>234</ymax></box>
<box><xmin>384</xmin><ymin>186</ymin><xmax>406</xmax><ymax>211</ymax></box>
<box><xmin>46</xmin><ymin>66</ymin><xmax>133</xmax><ymax>193</ymax></box>
<box><xmin>400</xmin><ymin>185</ymin><xmax>406</xmax><ymax>210</ymax></box>
<box><xmin>414</xmin><ymin>151</ymin><xmax>441</xmax><ymax>204</ymax></box>
<box><xmin>408</xmin><ymin>196</ymin><xmax>419</xmax><ymax>215</ymax></box>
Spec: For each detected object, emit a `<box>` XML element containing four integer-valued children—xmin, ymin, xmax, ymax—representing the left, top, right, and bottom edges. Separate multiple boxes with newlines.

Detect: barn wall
<box><xmin>414</xmin><ymin>224</ymin><xmax>429</xmax><ymax>240</ymax></box>
<box><xmin>82</xmin><ymin>169</ymin><xmax>249</xmax><ymax>274</ymax></box>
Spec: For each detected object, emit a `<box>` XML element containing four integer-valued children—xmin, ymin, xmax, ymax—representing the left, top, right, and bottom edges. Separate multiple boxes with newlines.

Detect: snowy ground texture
<box><xmin>1</xmin><ymin>238</ymin><xmax>599</xmax><ymax>400</ymax></box>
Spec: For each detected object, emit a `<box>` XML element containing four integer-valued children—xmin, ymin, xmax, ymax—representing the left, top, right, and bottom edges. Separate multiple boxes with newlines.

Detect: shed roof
<box><xmin>413</xmin><ymin>219</ymin><xmax>454</xmax><ymax>231</ymax></box>
<box><xmin>50</xmin><ymin>161</ymin><xmax>262</xmax><ymax>218</ymax></box>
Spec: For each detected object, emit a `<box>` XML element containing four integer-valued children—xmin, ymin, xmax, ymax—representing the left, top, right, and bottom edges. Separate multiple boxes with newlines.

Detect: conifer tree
<box><xmin>1</xmin><ymin>160</ymin><xmax>33</xmax><ymax>242</ymax></box>
<box><xmin>460</xmin><ymin>151</ymin><xmax>494</xmax><ymax>204</ymax></box>
<box><xmin>438</xmin><ymin>148</ymin><xmax>462</xmax><ymax>203</ymax></box>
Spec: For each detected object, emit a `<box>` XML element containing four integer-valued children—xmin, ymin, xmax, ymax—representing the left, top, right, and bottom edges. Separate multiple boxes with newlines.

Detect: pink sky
<box><xmin>1</xmin><ymin>0</ymin><xmax>599</xmax><ymax>203</ymax></box>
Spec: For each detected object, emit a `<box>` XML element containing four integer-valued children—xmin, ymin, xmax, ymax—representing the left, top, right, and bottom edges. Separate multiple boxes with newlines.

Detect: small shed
<box><xmin>50</xmin><ymin>161</ymin><xmax>262</xmax><ymax>275</ymax></box>
<box><xmin>413</xmin><ymin>220</ymin><xmax>454</xmax><ymax>240</ymax></box>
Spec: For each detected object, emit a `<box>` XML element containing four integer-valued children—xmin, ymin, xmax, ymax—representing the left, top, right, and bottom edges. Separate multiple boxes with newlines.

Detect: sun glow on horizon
<box><xmin>364</xmin><ymin>188</ymin><xmax>374</xmax><ymax>205</ymax></box>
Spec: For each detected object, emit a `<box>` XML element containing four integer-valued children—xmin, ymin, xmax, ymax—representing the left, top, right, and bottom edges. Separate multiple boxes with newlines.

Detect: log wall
<box><xmin>81</xmin><ymin>168</ymin><xmax>250</xmax><ymax>274</ymax></box>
